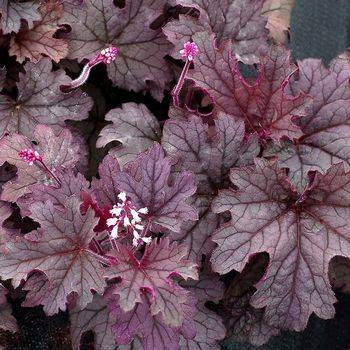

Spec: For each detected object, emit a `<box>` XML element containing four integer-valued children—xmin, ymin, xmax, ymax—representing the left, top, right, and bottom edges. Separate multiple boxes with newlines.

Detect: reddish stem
<box><xmin>37</xmin><ymin>160</ymin><xmax>62</xmax><ymax>188</ymax></box>
<box><xmin>171</xmin><ymin>59</ymin><xmax>191</xmax><ymax>107</ymax></box>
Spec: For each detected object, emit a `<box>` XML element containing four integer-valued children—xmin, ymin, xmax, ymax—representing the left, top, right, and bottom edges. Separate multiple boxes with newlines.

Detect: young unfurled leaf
<box><xmin>187</xmin><ymin>32</ymin><xmax>311</xmax><ymax>141</ymax></box>
<box><xmin>0</xmin><ymin>58</ymin><xmax>92</xmax><ymax>138</ymax></box>
<box><xmin>60</xmin><ymin>0</ymin><xmax>172</xmax><ymax>99</ymax></box>
<box><xmin>97</xmin><ymin>103</ymin><xmax>161</xmax><ymax>166</ymax></box>
<box><xmin>106</xmin><ymin>238</ymin><xmax>198</xmax><ymax>326</ymax></box>
<box><xmin>0</xmin><ymin>197</ymin><xmax>105</xmax><ymax>315</ymax></box>
<box><xmin>0</xmin><ymin>125</ymin><xmax>80</xmax><ymax>202</ymax></box>
<box><xmin>0</xmin><ymin>0</ymin><xmax>40</xmax><ymax>34</ymax></box>
<box><xmin>212</xmin><ymin>159</ymin><xmax>350</xmax><ymax>331</ymax></box>
<box><xmin>117</xmin><ymin>143</ymin><xmax>198</xmax><ymax>233</ymax></box>
<box><xmin>166</xmin><ymin>0</ymin><xmax>268</xmax><ymax>64</ymax></box>
<box><xmin>9</xmin><ymin>1</ymin><xmax>68</xmax><ymax>63</ymax></box>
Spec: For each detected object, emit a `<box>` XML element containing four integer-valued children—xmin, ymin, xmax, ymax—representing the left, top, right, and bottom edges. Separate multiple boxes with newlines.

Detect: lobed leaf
<box><xmin>0</xmin><ymin>125</ymin><xmax>80</xmax><ymax>202</ymax></box>
<box><xmin>9</xmin><ymin>1</ymin><xmax>68</xmax><ymax>63</ymax></box>
<box><xmin>60</xmin><ymin>0</ymin><xmax>172</xmax><ymax>99</ymax></box>
<box><xmin>270</xmin><ymin>57</ymin><xmax>350</xmax><ymax>190</ymax></box>
<box><xmin>97</xmin><ymin>103</ymin><xmax>161</xmax><ymax>166</ymax></box>
<box><xmin>0</xmin><ymin>0</ymin><xmax>40</xmax><ymax>34</ymax></box>
<box><xmin>70</xmin><ymin>293</ymin><xmax>116</xmax><ymax>350</ymax></box>
<box><xmin>187</xmin><ymin>32</ymin><xmax>311</xmax><ymax>141</ymax></box>
<box><xmin>212</xmin><ymin>159</ymin><xmax>350</xmax><ymax>331</ymax></box>
<box><xmin>109</xmin><ymin>292</ymin><xmax>196</xmax><ymax>350</ymax></box>
<box><xmin>166</xmin><ymin>0</ymin><xmax>268</xmax><ymax>64</ymax></box>
<box><xmin>106</xmin><ymin>237</ymin><xmax>198</xmax><ymax>326</ymax></box>
<box><xmin>0</xmin><ymin>197</ymin><xmax>106</xmax><ymax>315</ymax></box>
<box><xmin>0</xmin><ymin>58</ymin><xmax>92</xmax><ymax>138</ymax></box>
<box><xmin>117</xmin><ymin>143</ymin><xmax>198</xmax><ymax>233</ymax></box>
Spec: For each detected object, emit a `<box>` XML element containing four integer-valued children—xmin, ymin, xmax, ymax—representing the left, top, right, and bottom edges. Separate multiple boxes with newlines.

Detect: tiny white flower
<box><xmin>138</xmin><ymin>207</ymin><xmax>148</xmax><ymax>214</ymax></box>
<box><xmin>142</xmin><ymin>236</ymin><xmax>152</xmax><ymax>244</ymax></box>
<box><xmin>110</xmin><ymin>225</ymin><xmax>119</xmax><ymax>239</ymax></box>
<box><xmin>132</xmin><ymin>230</ymin><xmax>140</xmax><ymax>247</ymax></box>
<box><xmin>110</xmin><ymin>206</ymin><xmax>122</xmax><ymax>216</ymax></box>
<box><xmin>106</xmin><ymin>217</ymin><xmax>118</xmax><ymax>227</ymax></box>
<box><xmin>134</xmin><ymin>224</ymin><xmax>144</xmax><ymax>231</ymax></box>
<box><xmin>123</xmin><ymin>216</ymin><xmax>131</xmax><ymax>227</ymax></box>
<box><xmin>130</xmin><ymin>209</ymin><xmax>141</xmax><ymax>222</ymax></box>
<box><xmin>118</xmin><ymin>192</ymin><xmax>127</xmax><ymax>202</ymax></box>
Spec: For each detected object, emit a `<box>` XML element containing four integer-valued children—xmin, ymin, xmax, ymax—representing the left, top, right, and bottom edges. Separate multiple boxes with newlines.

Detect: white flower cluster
<box><xmin>106</xmin><ymin>192</ymin><xmax>151</xmax><ymax>247</ymax></box>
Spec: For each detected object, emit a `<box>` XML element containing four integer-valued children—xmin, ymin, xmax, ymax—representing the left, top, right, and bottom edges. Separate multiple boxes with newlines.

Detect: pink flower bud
<box><xmin>99</xmin><ymin>47</ymin><xmax>118</xmax><ymax>64</ymax></box>
<box><xmin>60</xmin><ymin>46</ymin><xmax>118</xmax><ymax>93</ymax></box>
<box><xmin>18</xmin><ymin>149</ymin><xmax>42</xmax><ymax>165</ymax></box>
<box><xmin>180</xmin><ymin>41</ymin><xmax>198</xmax><ymax>61</ymax></box>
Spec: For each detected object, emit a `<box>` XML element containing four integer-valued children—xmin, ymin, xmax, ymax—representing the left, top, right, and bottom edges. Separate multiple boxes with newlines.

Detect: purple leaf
<box><xmin>165</xmin><ymin>0</ymin><xmax>268</xmax><ymax>64</ymax></box>
<box><xmin>70</xmin><ymin>293</ymin><xmax>116</xmax><ymax>350</ymax></box>
<box><xmin>212</xmin><ymin>160</ymin><xmax>350</xmax><ymax>331</ymax></box>
<box><xmin>180</xmin><ymin>304</ymin><xmax>225</xmax><ymax>350</ymax></box>
<box><xmin>0</xmin><ymin>0</ymin><xmax>41</xmax><ymax>34</ymax></box>
<box><xmin>228</xmin><ymin>292</ymin><xmax>280</xmax><ymax>346</ymax></box>
<box><xmin>163</xmin><ymin>113</ymin><xmax>258</xmax><ymax>262</ymax></box>
<box><xmin>60</xmin><ymin>0</ymin><xmax>172</xmax><ymax>99</ymax></box>
<box><xmin>0</xmin><ymin>196</ymin><xmax>106</xmax><ymax>315</ymax></box>
<box><xmin>163</xmin><ymin>113</ymin><xmax>259</xmax><ymax>193</ymax></box>
<box><xmin>223</xmin><ymin>255</ymin><xmax>279</xmax><ymax>346</ymax></box>
<box><xmin>270</xmin><ymin>57</ymin><xmax>350</xmax><ymax>189</ymax></box>
<box><xmin>187</xmin><ymin>32</ymin><xmax>311</xmax><ymax>141</ymax></box>
<box><xmin>0</xmin><ymin>125</ymin><xmax>80</xmax><ymax>202</ymax></box>
<box><xmin>179</xmin><ymin>269</ymin><xmax>226</xmax><ymax>349</ymax></box>
<box><xmin>0</xmin><ymin>58</ymin><xmax>92</xmax><ymax>138</ymax></box>
<box><xmin>117</xmin><ymin>143</ymin><xmax>198</xmax><ymax>233</ymax></box>
<box><xmin>17</xmin><ymin>168</ymin><xmax>89</xmax><ymax>216</ymax></box>
<box><xmin>171</xmin><ymin>195</ymin><xmax>219</xmax><ymax>263</ymax></box>
<box><xmin>84</xmin><ymin>155</ymin><xmax>121</xmax><ymax>232</ymax></box>
<box><xmin>9</xmin><ymin>1</ymin><xmax>68</xmax><ymax>63</ymax></box>
<box><xmin>108</xmin><ymin>292</ymin><xmax>196</xmax><ymax>349</ymax></box>
<box><xmin>106</xmin><ymin>237</ymin><xmax>198</xmax><ymax>326</ymax></box>
<box><xmin>97</xmin><ymin>103</ymin><xmax>161</xmax><ymax>166</ymax></box>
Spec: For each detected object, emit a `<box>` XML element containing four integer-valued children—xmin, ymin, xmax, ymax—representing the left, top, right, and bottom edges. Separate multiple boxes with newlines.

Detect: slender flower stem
<box><xmin>89</xmin><ymin>250</ymin><xmax>110</xmax><ymax>266</ymax></box>
<box><xmin>110</xmin><ymin>237</ymin><xmax>119</xmax><ymax>252</ymax></box>
<box><xmin>171</xmin><ymin>59</ymin><xmax>191</xmax><ymax>107</ymax></box>
<box><xmin>60</xmin><ymin>46</ymin><xmax>118</xmax><ymax>93</ymax></box>
<box><xmin>171</xmin><ymin>41</ymin><xmax>198</xmax><ymax>107</ymax></box>
<box><xmin>18</xmin><ymin>149</ymin><xmax>61</xmax><ymax>188</ymax></box>
<box><xmin>37</xmin><ymin>160</ymin><xmax>62</xmax><ymax>188</ymax></box>
<box><xmin>92</xmin><ymin>237</ymin><xmax>104</xmax><ymax>255</ymax></box>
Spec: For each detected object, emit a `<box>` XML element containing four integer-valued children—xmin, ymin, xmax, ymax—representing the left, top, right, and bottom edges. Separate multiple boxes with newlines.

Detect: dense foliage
<box><xmin>0</xmin><ymin>0</ymin><xmax>350</xmax><ymax>349</ymax></box>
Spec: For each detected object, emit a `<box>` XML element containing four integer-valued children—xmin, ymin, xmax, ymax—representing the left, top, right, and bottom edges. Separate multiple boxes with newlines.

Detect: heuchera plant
<box><xmin>0</xmin><ymin>0</ymin><xmax>349</xmax><ymax>349</ymax></box>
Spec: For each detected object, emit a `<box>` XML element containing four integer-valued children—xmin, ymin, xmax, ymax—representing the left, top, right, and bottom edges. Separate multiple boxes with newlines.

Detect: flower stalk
<box><xmin>60</xmin><ymin>46</ymin><xmax>118</xmax><ymax>93</ymax></box>
<box><xmin>18</xmin><ymin>149</ymin><xmax>62</xmax><ymax>188</ymax></box>
<box><xmin>171</xmin><ymin>41</ymin><xmax>198</xmax><ymax>107</ymax></box>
